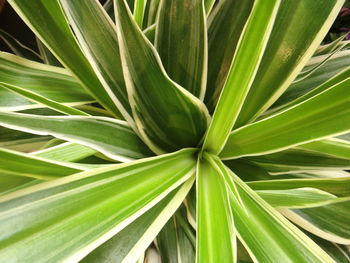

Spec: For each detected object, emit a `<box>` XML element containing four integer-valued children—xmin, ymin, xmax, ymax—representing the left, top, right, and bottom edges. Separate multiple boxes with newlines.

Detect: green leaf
<box><xmin>209</xmin><ymin>157</ymin><xmax>335</xmax><ymax>262</ymax></box>
<box><xmin>0</xmin><ymin>111</ymin><xmax>153</xmax><ymax>162</ymax></box>
<box><xmin>114</xmin><ymin>0</ymin><xmax>209</xmax><ymax>154</ymax></box>
<box><xmin>0</xmin><ymin>149</ymin><xmax>196</xmax><ymax>263</ymax></box>
<box><xmin>202</xmin><ymin>0</ymin><xmax>281</xmax><ymax>155</ymax></box>
<box><xmin>157</xmin><ymin>206</ymin><xmax>195</xmax><ymax>263</ymax></box>
<box><xmin>298</xmin><ymin>138</ymin><xmax>350</xmax><ymax>160</ymax></box>
<box><xmin>204</xmin><ymin>0</ymin><xmax>254</xmax><ymax>111</ymax></box>
<box><xmin>32</xmin><ymin>142</ymin><xmax>97</xmax><ymax>162</ymax></box>
<box><xmin>196</xmin><ymin>155</ymin><xmax>236</xmax><ymax>263</ymax></box>
<box><xmin>0</xmin><ymin>52</ymin><xmax>93</xmax><ymax>112</ymax></box>
<box><xmin>0</xmin><ymin>29</ymin><xmax>42</xmax><ymax>62</ymax></box>
<box><xmin>143</xmin><ymin>0</ymin><xmax>159</xmax><ymax>28</ymax></box>
<box><xmin>221</xmin><ymin>78</ymin><xmax>350</xmax><ymax>159</ymax></box>
<box><xmin>248</xmin><ymin>148</ymin><xmax>350</xmax><ymax>174</ymax></box>
<box><xmin>0</xmin><ymin>173</ymin><xmax>33</xmax><ymax>195</ymax></box>
<box><xmin>0</xmin><ymin>83</ymin><xmax>89</xmax><ymax>116</ymax></box>
<box><xmin>82</xmin><ymin>181</ymin><xmax>194</xmax><ymax>263</ymax></box>
<box><xmin>155</xmin><ymin>0</ymin><xmax>207</xmax><ymax>99</ymax></box>
<box><xmin>8</xmin><ymin>0</ymin><xmax>122</xmax><ymax>117</ymax></box>
<box><xmin>0</xmin><ymin>147</ymin><xmax>83</xmax><ymax>180</ymax></box>
<box><xmin>234</xmin><ymin>0</ymin><xmax>344</xmax><ymax>128</ymax></box>
<box><xmin>224</xmin><ymin>159</ymin><xmax>272</xmax><ymax>182</ymax></box>
<box><xmin>273</xmin><ymin>50</ymin><xmax>350</xmax><ymax>109</ymax></box>
<box><xmin>133</xmin><ymin>0</ymin><xmax>147</xmax><ymax>27</ymax></box>
<box><xmin>204</xmin><ymin>0</ymin><xmax>215</xmax><ymax>14</ymax></box>
<box><xmin>282</xmin><ymin>200</ymin><xmax>350</xmax><ymax>245</ymax></box>
<box><xmin>59</xmin><ymin>0</ymin><xmax>133</xmax><ymax>121</ymax></box>
<box><xmin>247</xmin><ymin>177</ymin><xmax>350</xmax><ymax>197</ymax></box>
<box><xmin>257</xmin><ymin>188</ymin><xmax>338</xmax><ymax>208</ymax></box>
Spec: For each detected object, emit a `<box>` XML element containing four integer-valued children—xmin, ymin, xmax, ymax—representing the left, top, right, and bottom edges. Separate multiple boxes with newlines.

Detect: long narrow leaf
<box><xmin>8</xmin><ymin>0</ymin><xmax>122</xmax><ymax>116</ymax></box>
<box><xmin>0</xmin><ymin>112</ymin><xmax>153</xmax><ymax>162</ymax></box>
<box><xmin>196</xmin><ymin>155</ymin><xmax>236</xmax><ymax>262</ymax></box>
<box><xmin>234</xmin><ymin>0</ymin><xmax>344</xmax><ymax>127</ymax></box>
<box><xmin>0</xmin><ymin>149</ymin><xmax>196</xmax><ymax>263</ymax></box>
<box><xmin>221</xmin><ymin>78</ymin><xmax>350</xmax><ymax>159</ymax></box>
<box><xmin>203</xmin><ymin>0</ymin><xmax>281</xmax><ymax>154</ymax></box>
<box><xmin>114</xmin><ymin>0</ymin><xmax>209</xmax><ymax>154</ymax></box>
<box><xmin>155</xmin><ymin>0</ymin><xmax>207</xmax><ymax>99</ymax></box>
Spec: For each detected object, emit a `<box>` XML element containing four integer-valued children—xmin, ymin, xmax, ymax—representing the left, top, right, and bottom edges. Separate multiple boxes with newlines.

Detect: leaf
<box><xmin>213</xmin><ymin>160</ymin><xmax>336</xmax><ymax>262</ymax></box>
<box><xmin>0</xmin><ymin>147</ymin><xmax>83</xmax><ymax>180</ymax></box>
<box><xmin>0</xmin><ymin>173</ymin><xmax>33</xmax><ymax>195</ymax></box>
<box><xmin>248</xmin><ymin>148</ymin><xmax>350</xmax><ymax>174</ymax></box>
<box><xmin>202</xmin><ymin>0</ymin><xmax>281</xmax><ymax>155</ymax></box>
<box><xmin>247</xmin><ymin>177</ymin><xmax>350</xmax><ymax>197</ymax></box>
<box><xmin>0</xmin><ymin>149</ymin><xmax>196</xmax><ymax>263</ymax></box>
<box><xmin>155</xmin><ymin>0</ymin><xmax>207</xmax><ymax>99</ymax></box>
<box><xmin>204</xmin><ymin>0</ymin><xmax>215</xmax><ymax>14</ymax></box>
<box><xmin>32</xmin><ymin>142</ymin><xmax>97</xmax><ymax>162</ymax></box>
<box><xmin>82</xmin><ymin>181</ymin><xmax>194</xmax><ymax>263</ymax></box>
<box><xmin>114</xmin><ymin>0</ymin><xmax>209</xmax><ymax>154</ymax></box>
<box><xmin>0</xmin><ymin>111</ymin><xmax>153</xmax><ymax>162</ymax></box>
<box><xmin>0</xmin><ymin>83</ymin><xmax>89</xmax><ymax>116</ymax></box>
<box><xmin>234</xmin><ymin>0</ymin><xmax>344</xmax><ymax>128</ymax></box>
<box><xmin>157</xmin><ymin>206</ymin><xmax>195</xmax><ymax>263</ymax></box>
<box><xmin>196</xmin><ymin>155</ymin><xmax>236</xmax><ymax>263</ymax></box>
<box><xmin>256</xmin><ymin>188</ymin><xmax>338</xmax><ymax>208</ymax></box>
<box><xmin>221</xmin><ymin>78</ymin><xmax>350</xmax><ymax>159</ymax></box>
<box><xmin>298</xmin><ymin>138</ymin><xmax>350</xmax><ymax>160</ymax></box>
<box><xmin>282</xmin><ymin>200</ymin><xmax>350</xmax><ymax>245</ymax></box>
<box><xmin>273</xmin><ymin>50</ymin><xmax>350</xmax><ymax>108</ymax></box>
<box><xmin>59</xmin><ymin>0</ymin><xmax>133</xmax><ymax>121</ymax></box>
<box><xmin>133</xmin><ymin>0</ymin><xmax>147</xmax><ymax>27</ymax></box>
<box><xmin>8</xmin><ymin>0</ymin><xmax>122</xmax><ymax>116</ymax></box>
<box><xmin>143</xmin><ymin>0</ymin><xmax>159</xmax><ymax>28</ymax></box>
<box><xmin>0</xmin><ymin>29</ymin><xmax>42</xmax><ymax>62</ymax></box>
<box><xmin>204</xmin><ymin>0</ymin><xmax>254</xmax><ymax>111</ymax></box>
<box><xmin>0</xmin><ymin>52</ymin><xmax>94</xmax><ymax>112</ymax></box>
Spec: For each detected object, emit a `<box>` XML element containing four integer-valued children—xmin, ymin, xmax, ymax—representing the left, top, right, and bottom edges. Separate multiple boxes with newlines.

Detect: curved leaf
<box><xmin>114</xmin><ymin>0</ymin><xmax>209</xmax><ymax>154</ymax></box>
<box><xmin>234</xmin><ymin>0</ymin><xmax>344</xmax><ymax>127</ymax></box>
<box><xmin>203</xmin><ymin>0</ymin><xmax>281</xmax><ymax>154</ymax></box>
<box><xmin>0</xmin><ymin>52</ymin><xmax>93</xmax><ymax>112</ymax></box>
<box><xmin>155</xmin><ymin>0</ymin><xmax>207</xmax><ymax>99</ymax></box>
<box><xmin>8</xmin><ymin>0</ymin><xmax>122</xmax><ymax>116</ymax></box>
<box><xmin>0</xmin><ymin>112</ymin><xmax>153</xmax><ymax>162</ymax></box>
<box><xmin>0</xmin><ymin>149</ymin><xmax>196</xmax><ymax>263</ymax></box>
<box><xmin>221</xmin><ymin>78</ymin><xmax>350</xmax><ymax>159</ymax></box>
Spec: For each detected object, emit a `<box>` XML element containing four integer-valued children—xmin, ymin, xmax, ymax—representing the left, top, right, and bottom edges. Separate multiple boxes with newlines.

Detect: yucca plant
<box><xmin>0</xmin><ymin>0</ymin><xmax>349</xmax><ymax>262</ymax></box>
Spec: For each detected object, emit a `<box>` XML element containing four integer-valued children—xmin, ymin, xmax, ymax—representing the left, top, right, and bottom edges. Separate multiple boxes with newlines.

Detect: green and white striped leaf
<box><xmin>196</xmin><ymin>155</ymin><xmax>236</xmax><ymax>262</ymax></box>
<box><xmin>0</xmin><ymin>149</ymin><xmax>196</xmax><ymax>263</ymax></box>
<box><xmin>248</xmin><ymin>148</ymin><xmax>350</xmax><ymax>174</ymax></box>
<box><xmin>155</xmin><ymin>0</ymin><xmax>207</xmax><ymax>99</ymax></box>
<box><xmin>82</xmin><ymin>181</ymin><xmax>194</xmax><ymax>263</ymax></box>
<box><xmin>203</xmin><ymin>0</ymin><xmax>281</xmax><ymax>154</ymax></box>
<box><xmin>0</xmin><ymin>147</ymin><xmax>83</xmax><ymax>180</ymax></box>
<box><xmin>0</xmin><ymin>173</ymin><xmax>33</xmax><ymax>195</ymax></box>
<box><xmin>0</xmin><ymin>52</ymin><xmax>93</xmax><ymax>112</ymax></box>
<box><xmin>114</xmin><ymin>0</ymin><xmax>209</xmax><ymax>154</ymax></box>
<box><xmin>247</xmin><ymin>177</ymin><xmax>350</xmax><ymax>197</ymax></box>
<box><xmin>273</xmin><ymin>50</ymin><xmax>350</xmax><ymax>108</ymax></box>
<box><xmin>298</xmin><ymin>138</ymin><xmax>350</xmax><ymax>160</ymax></box>
<box><xmin>209</xmin><ymin>157</ymin><xmax>335</xmax><ymax>262</ymax></box>
<box><xmin>0</xmin><ymin>111</ymin><xmax>153</xmax><ymax>162</ymax></box>
<box><xmin>32</xmin><ymin>142</ymin><xmax>97</xmax><ymax>162</ymax></box>
<box><xmin>257</xmin><ymin>188</ymin><xmax>338</xmax><ymax>209</ymax></box>
<box><xmin>143</xmin><ymin>0</ymin><xmax>159</xmax><ymax>28</ymax></box>
<box><xmin>59</xmin><ymin>0</ymin><xmax>133</xmax><ymax>122</ymax></box>
<box><xmin>204</xmin><ymin>0</ymin><xmax>254</xmax><ymax>111</ymax></box>
<box><xmin>234</xmin><ymin>0</ymin><xmax>344</xmax><ymax>127</ymax></box>
<box><xmin>221</xmin><ymin>78</ymin><xmax>350</xmax><ymax>159</ymax></box>
<box><xmin>0</xmin><ymin>29</ymin><xmax>42</xmax><ymax>62</ymax></box>
<box><xmin>1</xmin><ymin>83</ymin><xmax>88</xmax><ymax>116</ymax></box>
<box><xmin>133</xmin><ymin>0</ymin><xmax>147</xmax><ymax>27</ymax></box>
<box><xmin>8</xmin><ymin>0</ymin><xmax>122</xmax><ymax>116</ymax></box>
<box><xmin>282</xmin><ymin>200</ymin><xmax>350</xmax><ymax>245</ymax></box>
<box><xmin>157</xmin><ymin>206</ymin><xmax>195</xmax><ymax>263</ymax></box>
<box><xmin>204</xmin><ymin>0</ymin><xmax>215</xmax><ymax>14</ymax></box>
<box><xmin>224</xmin><ymin>159</ymin><xmax>273</xmax><ymax>182</ymax></box>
